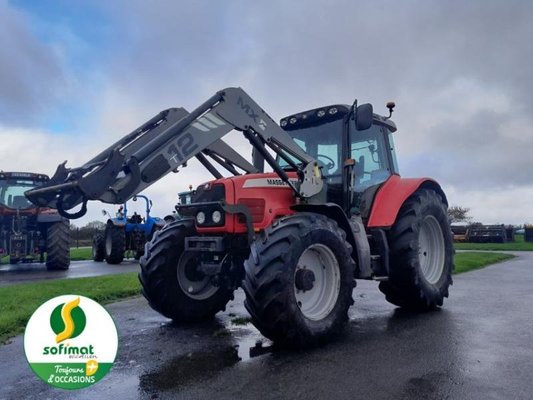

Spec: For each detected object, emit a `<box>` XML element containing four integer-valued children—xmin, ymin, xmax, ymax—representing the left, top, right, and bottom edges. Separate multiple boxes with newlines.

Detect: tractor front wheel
<box><xmin>379</xmin><ymin>189</ymin><xmax>454</xmax><ymax>310</ymax></box>
<box><xmin>46</xmin><ymin>221</ymin><xmax>70</xmax><ymax>270</ymax></box>
<box><xmin>92</xmin><ymin>233</ymin><xmax>105</xmax><ymax>262</ymax></box>
<box><xmin>243</xmin><ymin>213</ymin><xmax>355</xmax><ymax>348</ymax></box>
<box><xmin>139</xmin><ymin>220</ymin><xmax>233</xmax><ymax>322</ymax></box>
<box><xmin>105</xmin><ymin>224</ymin><xmax>125</xmax><ymax>264</ymax></box>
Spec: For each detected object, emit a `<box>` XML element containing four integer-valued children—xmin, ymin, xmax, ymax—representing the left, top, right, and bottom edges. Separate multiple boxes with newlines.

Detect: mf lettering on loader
<box><xmin>26</xmin><ymin>88</ymin><xmax>453</xmax><ymax>347</ymax></box>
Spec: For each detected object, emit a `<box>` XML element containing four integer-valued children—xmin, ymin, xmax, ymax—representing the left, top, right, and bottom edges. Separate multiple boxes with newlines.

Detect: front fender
<box><xmin>108</xmin><ymin>218</ymin><xmax>126</xmax><ymax>228</ymax></box>
<box><xmin>367</xmin><ymin>175</ymin><xmax>447</xmax><ymax>228</ymax></box>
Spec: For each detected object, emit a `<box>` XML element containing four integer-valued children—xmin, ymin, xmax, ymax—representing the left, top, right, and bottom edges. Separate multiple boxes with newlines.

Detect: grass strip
<box><xmin>453</xmin><ymin>251</ymin><xmax>514</xmax><ymax>274</ymax></box>
<box><xmin>0</xmin><ymin>272</ymin><xmax>140</xmax><ymax>343</ymax></box>
<box><xmin>454</xmin><ymin>234</ymin><xmax>533</xmax><ymax>251</ymax></box>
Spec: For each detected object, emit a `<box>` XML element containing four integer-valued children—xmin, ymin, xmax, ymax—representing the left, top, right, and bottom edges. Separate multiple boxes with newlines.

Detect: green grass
<box><xmin>1</xmin><ymin>247</ymin><xmax>93</xmax><ymax>264</ymax></box>
<box><xmin>70</xmin><ymin>247</ymin><xmax>93</xmax><ymax>261</ymax></box>
<box><xmin>454</xmin><ymin>252</ymin><xmax>514</xmax><ymax>274</ymax></box>
<box><xmin>0</xmin><ymin>272</ymin><xmax>140</xmax><ymax>343</ymax></box>
<box><xmin>0</xmin><ymin>251</ymin><xmax>515</xmax><ymax>343</ymax></box>
<box><xmin>454</xmin><ymin>234</ymin><xmax>533</xmax><ymax>251</ymax></box>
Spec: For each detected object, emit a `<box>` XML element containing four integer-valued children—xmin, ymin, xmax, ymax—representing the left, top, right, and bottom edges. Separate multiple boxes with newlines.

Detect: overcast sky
<box><xmin>1</xmin><ymin>0</ymin><xmax>532</xmax><ymax>225</ymax></box>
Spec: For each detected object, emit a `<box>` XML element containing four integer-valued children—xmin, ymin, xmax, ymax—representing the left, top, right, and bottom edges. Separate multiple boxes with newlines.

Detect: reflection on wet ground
<box><xmin>139</xmin><ymin>347</ymin><xmax>240</xmax><ymax>393</ymax></box>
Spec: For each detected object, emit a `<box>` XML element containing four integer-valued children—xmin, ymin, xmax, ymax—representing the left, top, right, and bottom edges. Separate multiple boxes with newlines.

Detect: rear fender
<box><xmin>291</xmin><ymin>203</ymin><xmax>372</xmax><ymax>278</ymax></box>
<box><xmin>367</xmin><ymin>175</ymin><xmax>448</xmax><ymax>228</ymax></box>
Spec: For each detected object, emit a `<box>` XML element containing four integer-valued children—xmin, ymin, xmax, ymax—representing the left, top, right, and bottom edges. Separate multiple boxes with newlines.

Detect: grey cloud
<box><xmin>0</xmin><ymin>1</ymin><xmax>65</xmax><ymax>125</ymax></box>
<box><xmin>95</xmin><ymin>0</ymin><xmax>533</xmax><ymax>192</ymax></box>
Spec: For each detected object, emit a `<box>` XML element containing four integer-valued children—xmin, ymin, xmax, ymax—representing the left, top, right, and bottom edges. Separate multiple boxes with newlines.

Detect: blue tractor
<box><xmin>92</xmin><ymin>195</ymin><xmax>166</xmax><ymax>264</ymax></box>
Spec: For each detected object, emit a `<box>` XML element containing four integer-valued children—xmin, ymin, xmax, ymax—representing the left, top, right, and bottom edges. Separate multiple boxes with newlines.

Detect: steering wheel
<box><xmin>317</xmin><ymin>154</ymin><xmax>336</xmax><ymax>171</ymax></box>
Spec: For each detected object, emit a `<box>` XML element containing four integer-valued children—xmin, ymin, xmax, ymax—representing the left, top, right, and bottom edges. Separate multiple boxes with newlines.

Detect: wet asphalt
<box><xmin>0</xmin><ymin>259</ymin><xmax>139</xmax><ymax>286</ymax></box>
<box><xmin>1</xmin><ymin>252</ymin><xmax>532</xmax><ymax>400</ymax></box>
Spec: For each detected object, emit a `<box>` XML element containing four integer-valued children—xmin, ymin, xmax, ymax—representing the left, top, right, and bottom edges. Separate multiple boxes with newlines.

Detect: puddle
<box><xmin>138</xmin><ymin>313</ymin><xmax>277</xmax><ymax>394</ymax></box>
<box><xmin>224</xmin><ymin>318</ymin><xmax>275</xmax><ymax>361</ymax></box>
<box><xmin>139</xmin><ymin>347</ymin><xmax>240</xmax><ymax>393</ymax></box>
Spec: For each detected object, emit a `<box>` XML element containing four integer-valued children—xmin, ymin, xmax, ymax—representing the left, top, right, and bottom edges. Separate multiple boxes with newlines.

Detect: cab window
<box><xmin>350</xmin><ymin>126</ymin><xmax>392</xmax><ymax>191</ymax></box>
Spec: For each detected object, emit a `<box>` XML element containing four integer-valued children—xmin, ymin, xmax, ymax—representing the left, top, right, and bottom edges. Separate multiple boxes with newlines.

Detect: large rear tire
<box><xmin>379</xmin><ymin>189</ymin><xmax>453</xmax><ymax>310</ymax></box>
<box><xmin>46</xmin><ymin>221</ymin><xmax>70</xmax><ymax>270</ymax></box>
<box><xmin>139</xmin><ymin>220</ymin><xmax>233</xmax><ymax>322</ymax></box>
<box><xmin>243</xmin><ymin>213</ymin><xmax>355</xmax><ymax>348</ymax></box>
<box><xmin>105</xmin><ymin>224</ymin><xmax>125</xmax><ymax>265</ymax></box>
<box><xmin>92</xmin><ymin>233</ymin><xmax>105</xmax><ymax>262</ymax></box>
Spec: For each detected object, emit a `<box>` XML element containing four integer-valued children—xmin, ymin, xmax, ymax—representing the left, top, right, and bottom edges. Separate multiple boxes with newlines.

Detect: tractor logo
<box><xmin>50</xmin><ymin>297</ymin><xmax>86</xmax><ymax>343</ymax></box>
<box><xmin>237</xmin><ymin>96</ymin><xmax>267</xmax><ymax>130</ymax></box>
<box><xmin>192</xmin><ymin>112</ymin><xmax>226</xmax><ymax>132</ymax></box>
<box><xmin>24</xmin><ymin>295</ymin><xmax>118</xmax><ymax>390</ymax></box>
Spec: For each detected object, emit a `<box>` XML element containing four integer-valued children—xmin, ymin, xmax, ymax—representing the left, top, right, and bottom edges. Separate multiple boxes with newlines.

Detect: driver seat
<box><xmin>11</xmin><ymin>195</ymin><xmax>28</xmax><ymax>208</ymax></box>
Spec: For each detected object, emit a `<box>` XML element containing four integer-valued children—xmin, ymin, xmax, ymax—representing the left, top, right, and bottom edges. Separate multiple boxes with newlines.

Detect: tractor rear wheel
<box><xmin>243</xmin><ymin>213</ymin><xmax>355</xmax><ymax>348</ymax></box>
<box><xmin>46</xmin><ymin>221</ymin><xmax>70</xmax><ymax>270</ymax></box>
<box><xmin>139</xmin><ymin>220</ymin><xmax>233</xmax><ymax>322</ymax></box>
<box><xmin>379</xmin><ymin>189</ymin><xmax>453</xmax><ymax>310</ymax></box>
<box><xmin>105</xmin><ymin>224</ymin><xmax>125</xmax><ymax>264</ymax></box>
<box><xmin>92</xmin><ymin>233</ymin><xmax>105</xmax><ymax>262</ymax></box>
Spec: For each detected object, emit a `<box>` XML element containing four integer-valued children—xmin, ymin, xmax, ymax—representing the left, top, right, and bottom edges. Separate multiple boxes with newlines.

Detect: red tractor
<box><xmin>27</xmin><ymin>88</ymin><xmax>453</xmax><ymax>347</ymax></box>
<box><xmin>1</xmin><ymin>172</ymin><xmax>70</xmax><ymax>269</ymax></box>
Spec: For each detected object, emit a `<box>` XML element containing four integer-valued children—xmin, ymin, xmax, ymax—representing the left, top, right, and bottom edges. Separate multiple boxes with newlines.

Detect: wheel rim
<box><xmin>176</xmin><ymin>252</ymin><xmax>219</xmax><ymax>300</ymax></box>
<box><xmin>294</xmin><ymin>243</ymin><xmax>341</xmax><ymax>321</ymax></box>
<box><xmin>418</xmin><ymin>215</ymin><xmax>445</xmax><ymax>284</ymax></box>
<box><xmin>92</xmin><ymin>243</ymin><xmax>97</xmax><ymax>258</ymax></box>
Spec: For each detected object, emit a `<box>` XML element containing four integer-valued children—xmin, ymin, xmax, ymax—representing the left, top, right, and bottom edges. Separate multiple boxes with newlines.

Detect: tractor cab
<box><xmin>279</xmin><ymin>105</ymin><xmax>399</xmax><ymax>214</ymax></box>
<box><xmin>0</xmin><ymin>172</ymin><xmax>49</xmax><ymax>210</ymax></box>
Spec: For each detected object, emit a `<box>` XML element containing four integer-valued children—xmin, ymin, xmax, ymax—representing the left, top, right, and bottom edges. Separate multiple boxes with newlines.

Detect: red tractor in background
<box><xmin>1</xmin><ymin>172</ymin><xmax>70</xmax><ymax>269</ymax></box>
<box><xmin>27</xmin><ymin>87</ymin><xmax>453</xmax><ymax>347</ymax></box>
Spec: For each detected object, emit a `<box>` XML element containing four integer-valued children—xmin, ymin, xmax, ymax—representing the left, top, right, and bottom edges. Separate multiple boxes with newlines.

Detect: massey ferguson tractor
<box><xmin>26</xmin><ymin>87</ymin><xmax>453</xmax><ymax>347</ymax></box>
<box><xmin>92</xmin><ymin>194</ymin><xmax>166</xmax><ymax>264</ymax></box>
<box><xmin>0</xmin><ymin>171</ymin><xmax>70</xmax><ymax>269</ymax></box>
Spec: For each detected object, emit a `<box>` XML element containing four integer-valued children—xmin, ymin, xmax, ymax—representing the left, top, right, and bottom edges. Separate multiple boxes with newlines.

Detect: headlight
<box><xmin>196</xmin><ymin>211</ymin><xmax>206</xmax><ymax>225</ymax></box>
<box><xmin>212</xmin><ymin>210</ymin><xmax>222</xmax><ymax>224</ymax></box>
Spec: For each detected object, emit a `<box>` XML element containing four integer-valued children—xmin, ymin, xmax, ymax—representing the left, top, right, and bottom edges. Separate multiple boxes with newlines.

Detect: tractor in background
<box><xmin>0</xmin><ymin>171</ymin><xmax>70</xmax><ymax>269</ymax></box>
<box><xmin>92</xmin><ymin>195</ymin><xmax>165</xmax><ymax>264</ymax></box>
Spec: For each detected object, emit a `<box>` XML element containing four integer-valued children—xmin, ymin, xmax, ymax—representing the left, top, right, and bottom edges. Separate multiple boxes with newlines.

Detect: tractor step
<box><xmin>372</xmin><ymin>275</ymin><xmax>389</xmax><ymax>282</ymax></box>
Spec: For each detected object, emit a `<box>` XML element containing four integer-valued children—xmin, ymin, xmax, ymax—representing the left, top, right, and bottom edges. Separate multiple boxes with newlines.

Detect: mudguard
<box><xmin>367</xmin><ymin>175</ymin><xmax>447</xmax><ymax>228</ymax></box>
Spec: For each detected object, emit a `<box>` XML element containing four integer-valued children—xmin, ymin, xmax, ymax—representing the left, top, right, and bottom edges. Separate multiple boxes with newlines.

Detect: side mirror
<box><xmin>101</xmin><ymin>210</ymin><xmax>107</xmax><ymax>216</ymax></box>
<box><xmin>355</xmin><ymin>103</ymin><xmax>373</xmax><ymax>131</ymax></box>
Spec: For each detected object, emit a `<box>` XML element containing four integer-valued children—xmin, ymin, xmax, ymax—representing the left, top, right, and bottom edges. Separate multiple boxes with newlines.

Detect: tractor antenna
<box><xmin>351</xmin><ymin>98</ymin><xmax>358</xmax><ymax>121</ymax></box>
<box><xmin>385</xmin><ymin>101</ymin><xmax>395</xmax><ymax>120</ymax></box>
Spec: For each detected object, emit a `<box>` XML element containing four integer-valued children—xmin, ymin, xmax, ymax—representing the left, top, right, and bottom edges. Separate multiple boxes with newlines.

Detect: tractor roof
<box><xmin>0</xmin><ymin>171</ymin><xmax>49</xmax><ymax>181</ymax></box>
<box><xmin>281</xmin><ymin>105</ymin><xmax>397</xmax><ymax>133</ymax></box>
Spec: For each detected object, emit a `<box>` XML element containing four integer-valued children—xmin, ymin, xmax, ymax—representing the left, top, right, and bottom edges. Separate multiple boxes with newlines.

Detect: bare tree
<box><xmin>448</xmin><ymin>205</ymin><xmax>471</xmax><ymax>224</ymax></box>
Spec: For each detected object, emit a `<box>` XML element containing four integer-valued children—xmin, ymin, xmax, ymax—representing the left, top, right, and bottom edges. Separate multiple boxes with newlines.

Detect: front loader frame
<box><xmin>26</xmin><ymin>88</ymin><xmax>325</xmax><ymax>218</ymax></box>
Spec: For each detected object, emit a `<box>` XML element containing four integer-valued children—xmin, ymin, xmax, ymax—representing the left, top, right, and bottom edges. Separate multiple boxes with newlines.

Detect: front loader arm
<box><xmin>26</xmin><ymin>87</ymin><xmax>323</xmax><ymax>219</ymax></box>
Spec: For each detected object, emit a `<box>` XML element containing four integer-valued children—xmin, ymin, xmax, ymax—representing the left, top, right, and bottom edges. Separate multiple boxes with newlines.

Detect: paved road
<box><xmin>0</xmin><ymin>259</ymin><xmax>139</xmax><ymax>286</ymax></box>
<box><xmin>1</xmin><ymin>252</ymin><xmax>532</xmax><ymax>399</ymax></box>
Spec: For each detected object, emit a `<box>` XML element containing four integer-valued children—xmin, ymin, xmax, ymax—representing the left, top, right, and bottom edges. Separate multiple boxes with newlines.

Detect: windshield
<box><xmin>279</xmin><ymin>119</ymin><xmax>344</xmax><ymax>178</ymax></box>
<box><xmin>0</xmin><ymin>179</ymin><xmax>39</xmax><ymax>209</ymax></box>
